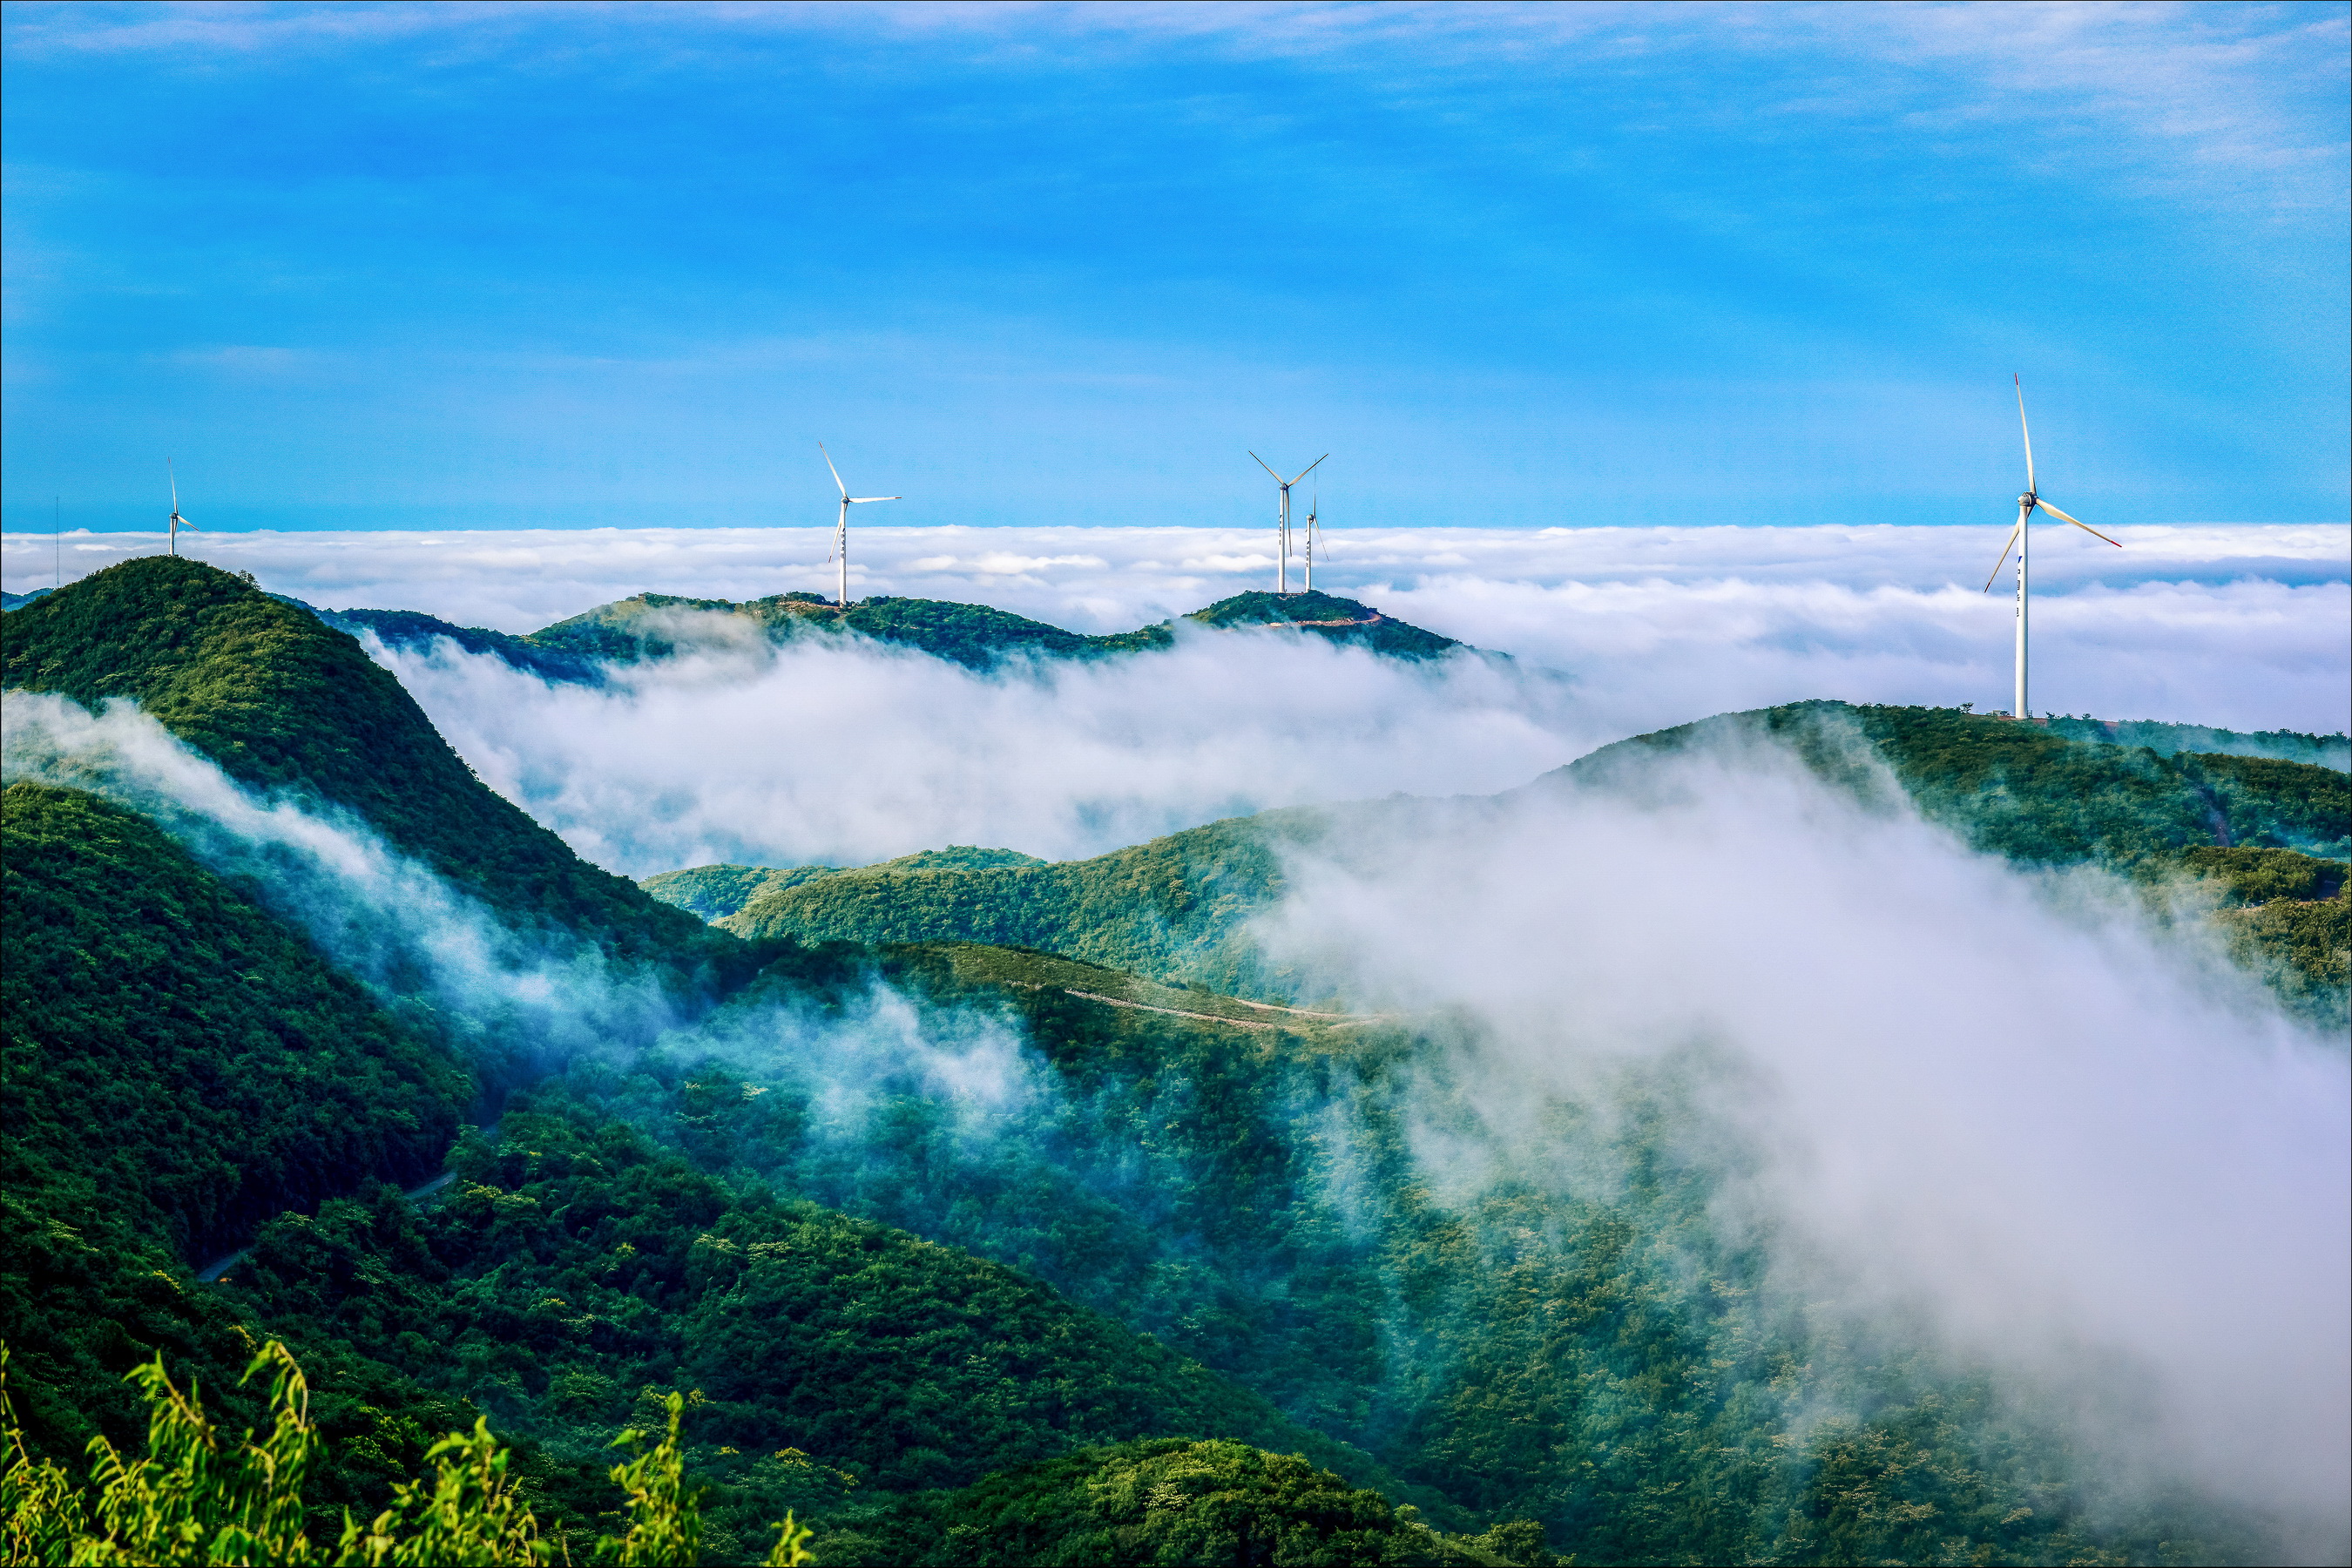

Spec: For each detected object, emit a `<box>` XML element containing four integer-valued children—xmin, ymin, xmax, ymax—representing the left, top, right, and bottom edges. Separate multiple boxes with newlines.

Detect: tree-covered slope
<box><xmin>719</xmin><ymin>808</ymin><xmax>1355</xmax><ymax>998</ymax></box>
<box><xmin>710</xmin><ymin>702</ymin><xmax>2349</xmax><ymax>1017</ymax></box>
<box><xmin>0</xmin><ymin>781</ymin><xmax>483</xmax><ymax>1504</ymax></box>
<box><xmin>0</xmin><ymin>558</ymin><xmax>734</xmax><ymax>970</ymax></box>
<box><xmin>504</xmin><ymin>936</ymin><xmax>2267</xmax><ymax>1565</ymax></box>
<box><xmin>310</xmin><ymin>605</ymin><xmax>604</xmax><ymax>685</ymax></box>
<box><xmin>215</xmin><ymin>1100</ymin><xmax>1430</xmax><ymax>1555</ymax></box>
<box><xmin>1551</xmin><ymin>700</ymin><xmax>2350</xmax><ymax>862</ymax></box>
<box><xmin>642</xmin><ymin>848</ymin><xmax>1047</xmax><ymax>924</ymax></box>
<box><xmin>837</xmin><ymin>1437</ymin><xmax>1533</xmax><ymax>1567</ymax></box>
<box><xmin>1</xmin><ymin>782</ymin><xmax>470</xmax><ymax>1263</ymax></box>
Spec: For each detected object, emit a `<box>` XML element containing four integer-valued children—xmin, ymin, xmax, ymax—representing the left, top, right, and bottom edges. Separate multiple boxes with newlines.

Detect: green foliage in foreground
<box><xmin>0</xmin><ymin>1343</ymin><xmax>814</xmax><ymax>1566</ymax></box>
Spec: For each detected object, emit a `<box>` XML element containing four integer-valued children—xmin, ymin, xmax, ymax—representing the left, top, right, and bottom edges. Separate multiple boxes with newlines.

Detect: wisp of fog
<box><xmin>1254</xmin><ymin>730</ymin><xmax>2350</xmax><ymax>1538</ymax></box>
<box><xmin>1</xmin><ymin>693</ymin><xmax>681</xmax><ymax>1060</ymax></box>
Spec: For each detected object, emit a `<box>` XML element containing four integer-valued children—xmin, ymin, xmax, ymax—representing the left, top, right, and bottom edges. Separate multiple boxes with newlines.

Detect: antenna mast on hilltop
<box><xmin>818</xmin><ymin>443</ymin><xmax>900</xmax><ymax>609</ymax></box>
<box><xmin>1249</xmin><ymin>451</ymin><xmax>1326</xmax><ymax>594</ymax></box>
<box><xmin>1980</xmin><ymin>376</ymin><xmax>2121</xmax><ymax>720</ymax></box>
<box><xmin>166</xmin><ymin>460</ymin><xmax>196</xmax><ymax>557</ymax></box>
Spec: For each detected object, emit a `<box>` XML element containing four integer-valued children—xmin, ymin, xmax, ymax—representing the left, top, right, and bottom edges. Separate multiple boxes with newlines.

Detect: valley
<box><xmin>3</xmin><ymin>558</ymin><xmax>2345</xmax><ymax>1565</ymax></box>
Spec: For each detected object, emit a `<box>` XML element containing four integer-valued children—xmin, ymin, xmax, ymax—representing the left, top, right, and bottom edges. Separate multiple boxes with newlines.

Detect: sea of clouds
<box><xmin>20</xmin><ymin>521</ymin><xmax>2333</xmax><ymax>876</ymax></box>
<box><xmin>8</xmin><ymin>523</ymin><xmax>2344</xmax><ymax>740</ymax></box>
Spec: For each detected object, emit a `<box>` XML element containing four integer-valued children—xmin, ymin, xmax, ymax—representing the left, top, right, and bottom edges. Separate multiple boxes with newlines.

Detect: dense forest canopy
<box><xmin>3</xmin><ymin>558</ymin><xmax>2342</xmax><ymax>1565</ymax></box>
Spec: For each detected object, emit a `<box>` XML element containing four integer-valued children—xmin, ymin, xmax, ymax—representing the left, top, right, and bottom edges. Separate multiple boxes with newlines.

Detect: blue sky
<box><xmin>3</xmin><ymin>1</ymin><xmax>2346</xmax><ymax>533</ymax></box>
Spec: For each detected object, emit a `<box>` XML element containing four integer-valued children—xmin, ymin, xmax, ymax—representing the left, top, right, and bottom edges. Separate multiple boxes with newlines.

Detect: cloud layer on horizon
<box><xmin>9</xmin><ymin>522</ymin><xmax>2345</xmax><ymax>738</ymax></box>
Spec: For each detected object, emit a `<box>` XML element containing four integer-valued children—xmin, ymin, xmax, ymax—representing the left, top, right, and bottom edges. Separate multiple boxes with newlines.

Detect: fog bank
<box><xmin>9</xmin><ymin>522</ymin><xmax>2344</xmax><ymax>734</ymax></box>
<box><xmin>1257</xmin><ymin>733</ymin><xmax>2351</xmax><ymax>1538</ymax></box>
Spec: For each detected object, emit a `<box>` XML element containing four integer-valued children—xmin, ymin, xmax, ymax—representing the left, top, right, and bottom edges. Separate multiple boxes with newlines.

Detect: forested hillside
<box><xmin>713</xmin><ymin>808</ymin><xmax>1359</xmax><ymax>998</ymax></box>
<box><xmin>0</xmin><ymin>780</ymin><xmax>490</xmax><ymax>1524</ymax></box>
<box><xmin>1</xmin><ymin>558</ymin><xmax>745</xmax><ymax>977</ymax></box>
<box><xmin>3</xmin><ymin>563</ymin><xmax>2335</xmax><ymax>1564</ymax></box>
<box><xmin>524</xmin><ymin>587</ymin><xmax>1464</xmax><ymax>670</ymax></box>
<box><xmin>263</xmin><ymin>582</ymin><xmax>1469</xmax><ymax>679</ymax></box>
<box><xmin>683</xmin><ymin>702</ymin><xmax>2349</xmax><ymax>1021</ymax></box>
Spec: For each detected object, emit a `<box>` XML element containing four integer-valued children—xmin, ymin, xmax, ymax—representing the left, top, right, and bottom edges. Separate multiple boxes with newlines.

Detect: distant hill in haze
<box><xmin>253</xmin><ymin>585</ymin><xmax>1469</xmax><ymax>677</ymax></box>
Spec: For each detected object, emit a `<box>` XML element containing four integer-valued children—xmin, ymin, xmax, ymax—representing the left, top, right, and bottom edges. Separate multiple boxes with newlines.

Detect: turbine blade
<box><xmin>848</xmin><ymin>496</ymin><xmax>901</xmax><ymax>504</ymax></box>
<box><xmin>1288</xmin><ymin>453</ymin><xmax>1328</xmax><ymax>485</ymax></box>
<box><xmin>1249</xmin><ymin>451</ymin><xmax>1282</xmax><ymax>483</ymax></box>
<box><xmin>818</xmin><ymin>442</ymin><xmax>849</xmax><ymax>497</ymax></box>
<box><xmin>1981</xmin><ymin>519</ymin><xmax>2023</xmax><ymax>592</ymax></box>
<box><xmin>2031</xmin><ymin>499</ymin><xmax>2123</xmax><ymax>546</ymax></box>
<box><xmin>2014</xmin><ymin>375</ymin><xmax>2035</xmax><ymax>495</ymax></box>
<box><xmin>169</xmin><ymin>459</ymin><xmax>179</xmax><ymax>510</ymax></box>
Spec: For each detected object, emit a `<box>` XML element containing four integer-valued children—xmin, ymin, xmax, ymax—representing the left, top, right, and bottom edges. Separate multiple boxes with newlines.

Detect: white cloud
<box><xmin>375</xmin><ymin>620</ymin><xmax>1593</xmax><ymax>875</ymax></box>
<box><xmin>10</xmin><ymin>523</ymin><xmax>2343</xmax><ymax>740</ymax></box>
<box><xmin>1260</xmin><ymin>733</ymin><xmax>2351</xmax><ymax>1533</ymax></box>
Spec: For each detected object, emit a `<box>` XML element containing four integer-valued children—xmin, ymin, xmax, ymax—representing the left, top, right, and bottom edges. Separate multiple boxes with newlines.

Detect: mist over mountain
<box><xmin>3</xmin><ymin>558</ymin><xmax>2345</xmax><ymax>1565</ymax></box>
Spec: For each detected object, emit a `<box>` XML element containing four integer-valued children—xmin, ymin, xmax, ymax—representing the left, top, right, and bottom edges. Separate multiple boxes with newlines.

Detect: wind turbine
<box><xmin>1248</xmin><ymin>451</ymin><xmax>1326</xmax><ymax>594</ymax></box>
<box><xmin>166</xmin><ymin>460</ymin><xmax>195</xmax><ymax>556</ymax></box>
<box><xmin>1302</xmin><ymin>488</ymin><xmax>1325</xmax><ymax>593</ymax></box>
<box><xmin>1980</xmin><ymin>375</ymin><xmax>2120</xmax><ymax>720</ymax></box>
<box><xmin>818</xmin><ymin>443</ymin><xmax>900</xmax><ymax>609</ymax></box>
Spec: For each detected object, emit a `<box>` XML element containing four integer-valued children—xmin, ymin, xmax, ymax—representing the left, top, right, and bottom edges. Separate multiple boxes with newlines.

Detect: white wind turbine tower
<box><xmin>818</xmin><ymin>442</ymin><xmax>900</xmax><ymax>609</ymax></box>
<box><xmin>1982</xmin><ymin>375</ymin><xmax>2121</xmax><ymax>720</ymax></box>
<box><xmin>1301</xmin><ymin>487</ymin><xmax>1325</xmax><ymax>593</ymax></box>
<box><xmin>166</xmin><ymin>460</ymin><xmax>196</xmax><ymax>556</ymax></box>
<box><xmin>1249</xmin><ymin>451</ymin><xmax>1326</xmax><ymax>594</ymax></box>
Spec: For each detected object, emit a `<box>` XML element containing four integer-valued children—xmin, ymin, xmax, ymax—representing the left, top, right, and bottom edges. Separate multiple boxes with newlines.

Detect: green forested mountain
<box><xmin>308</xmin><ymin>604</ymin><xmax>605</xmax><ymax>685</ymax></box>
<box><xmin>713</xmin><ymin>808</ymin><xmax>1350</xmax><ymax>998</ymax></box>
<box><xmin>525</xmin><ymin>587</ymin><xmax>1466</xmax><ymax>671</ymax></box>
<box><xmin>1547</xmin><ymin>700</ymin><xmax>2351</xmax><ymax>862</ymax></box>
<box><xmin>3</xmin><ymin>564</ymin><xmax>2335</xmax><ymax>1565</ymax></box>
<box><xmin>0</xmin><ymin>558</ymin><xmax>741</xmax><ymax>977</ymax></box>
<box><xmin>303</xmin><ymin>583</ymin><xmax>1469</xmax><ymax>677</ymax></box>
<box><xmin>642</xmin><ymin>849</ymin><xmax>1047</xmax><ymax>926</ymax></box>
<box><xmin>705</xmin><ymin>702</ymin><xmax>2349</xmax><ymax>1021</ymax></box>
